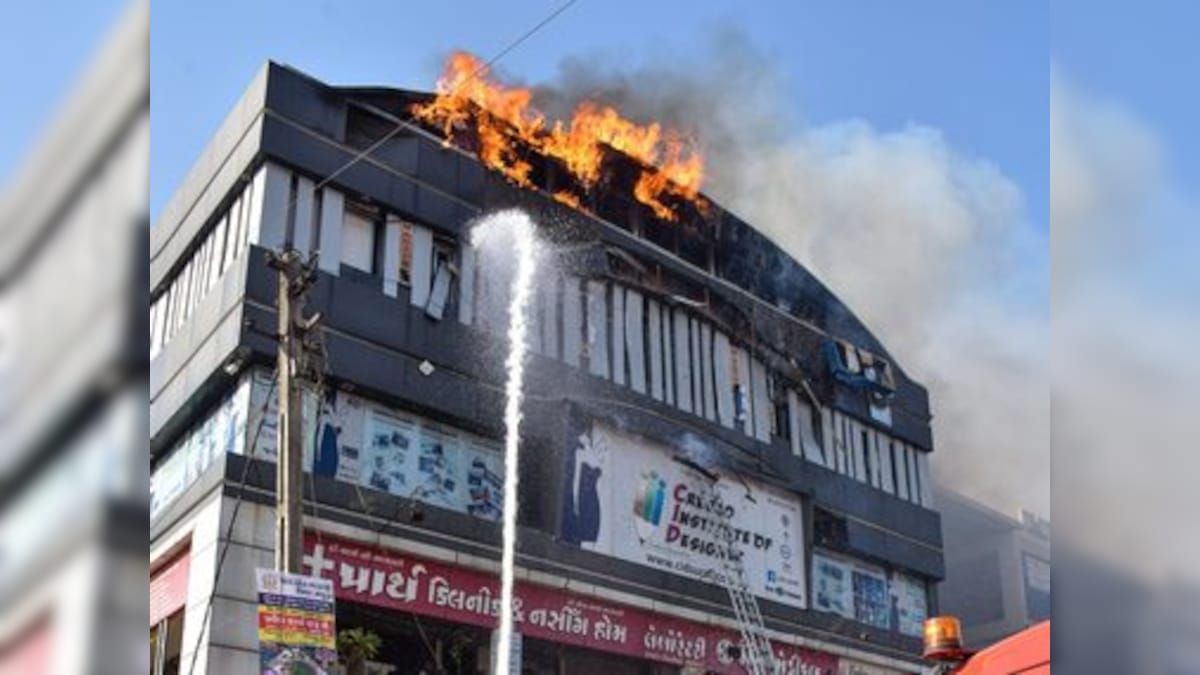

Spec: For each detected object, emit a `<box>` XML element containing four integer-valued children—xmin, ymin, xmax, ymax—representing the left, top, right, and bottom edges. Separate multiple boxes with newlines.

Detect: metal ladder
<box><xmin>702</xmin><ymin>482</ymin><xmax>777</xmax><ymax>675</ymax></box>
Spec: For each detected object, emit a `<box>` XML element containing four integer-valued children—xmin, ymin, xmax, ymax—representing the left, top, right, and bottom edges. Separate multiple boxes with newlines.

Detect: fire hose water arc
<box><xmin>470</xmin><ymin>210</ymin><xmax>541</xmax><ymax>675</ymax></box>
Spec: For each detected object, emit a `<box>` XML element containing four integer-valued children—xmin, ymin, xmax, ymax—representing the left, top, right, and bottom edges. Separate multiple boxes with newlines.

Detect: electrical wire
<box><xmin>307</xmin><ymin>0</ymin><xmax>579</xmax><ymax>212</ymax></box>
<box><xmin>185</xmin><ymin>368</ymin><xmax>277</xmax><ymax>675</ymax></box>
<box><xmin>174</xmin><ymin>3</ymin><xmax>581</xmax><ymax>671</ymax></box>
<box><xmin>150</xmin><ymin>0</ymin><xmax>578</xmax><ymax>268</ymax></box>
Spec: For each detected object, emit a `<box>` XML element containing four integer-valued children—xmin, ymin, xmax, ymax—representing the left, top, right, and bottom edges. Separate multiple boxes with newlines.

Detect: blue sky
<box><xmin>0</xmin><ymin>0</ymin><xmax>127</xmax><ymax>185</ymax></box>
<box><xmin>147</xmin><ymin>1</ymin><xmax>1048</xmax><ymax>229</ymax></box>
<box><xmin>1053</xmin><ymin>0</ymin><xmax>1199</xmax><ymax>188</ymax></box>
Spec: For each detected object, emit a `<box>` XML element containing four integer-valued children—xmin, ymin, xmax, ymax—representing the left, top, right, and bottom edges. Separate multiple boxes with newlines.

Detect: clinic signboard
<box><xmin>560</xmin><ymin>421</ymin><xmax>807</xmax><ymax>609</ymax></box>
<box><xmin>303</xmin><ymin>535</ymin><xmax>836</xmax><ymax>674</ymax></box>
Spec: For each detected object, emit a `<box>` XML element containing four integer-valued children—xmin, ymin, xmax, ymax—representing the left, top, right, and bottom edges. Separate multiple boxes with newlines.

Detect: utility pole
<box><xmin>266</xmin><ymin>247</ymin><xmax>320</xmax><ymax>574</ymax></box>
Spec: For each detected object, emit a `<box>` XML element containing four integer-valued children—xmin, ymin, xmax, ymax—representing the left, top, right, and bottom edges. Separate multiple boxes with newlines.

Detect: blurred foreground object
<box><xmin>1052</xmin><ymin>62</ymin><xmax>1200</xmax><ymax>673</ymax></box>
<box><xmin>922</xmin><ymin>617</ymin><xmax>1049</xmax><ymax>674</ymax></box>
<box><xmin>0</xmin><ymin>1</ymin><xmax>148</xmax><ymax>674</ymax></box>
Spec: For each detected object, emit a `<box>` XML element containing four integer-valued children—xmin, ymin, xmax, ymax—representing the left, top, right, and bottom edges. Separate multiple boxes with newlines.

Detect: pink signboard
<box><xmin>150</xmin><ymin>548</ymin><xmax>191</xmax><ymax>627</ymax></box>
<box><xmin>303</xmin><ymin>535</ymin><xmax>839</xmax><ymax>675</ymax></box>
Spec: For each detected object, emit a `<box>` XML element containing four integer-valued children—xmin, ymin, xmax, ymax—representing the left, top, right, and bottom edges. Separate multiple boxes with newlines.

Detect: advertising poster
<box><xmin>359</xmin><ymin>410</ymin><xmax>505</xmax><ymax>520</ymax></box>
<box><xmin>243</xmin><ymin>370</ymin><xmax>505</xmax><ymax>522</ymax></box>
<box><xmin>811</xmin><ymin>552</ymin><xmax>853</xmax><ymax>619</ymax></box>
<box><xmin>150</xmin><ymin>376</ymin><xmax>249</xmax><ymax>521</ymax></box>
<box><xmin>560</xmin><ymin>422</ymin><xmax>806</xmax><ymax>609</ymax></box>
<box><xmin>312</xmin><ymin>387</ymin><xmax>365</xmax><ymax>485</ymax></box>
<box><xmin>362</xmin><ymin>410</ymin><xmax>417</xmax><ymax>496</ymax></box>
<box><xmin>852</xmin><ymin>564</ymin><xmax>890</xmax><ymax>630</ymax></box>
<box><xmin>150</xmin><ymin>449</ymin><xmax>187</xmax><ymax>521</ymax></box>
<box><xmin>465</xmin><ymin>439</ymin><xmax>504</xmax><ymax>520</ymax></box>
<box><xmin>256</xmin><ymin>569</ymin><xmax>337</xmax><ymax>675</ymax></box>
<box><xmin>812</xmin><ymin>550</ymin><xmax>891</xmax><ymax>630</ymax></box>
<box><xmin>890</xmin><ymin>573</ymin><xmax>927</xmax><ymax>637</ymax></box>
<box><xmin>414</xmin><ymin>426</ymin><xmax>462</xmax><ymax>510</ymax></box>
<box><xmin>247</xmin><ymin>369</ymin><xmax>281</xmax><ymax>461</ymax></box>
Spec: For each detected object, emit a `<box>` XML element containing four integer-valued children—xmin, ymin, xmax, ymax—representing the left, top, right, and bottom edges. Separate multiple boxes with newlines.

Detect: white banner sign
<box><xmin>562</xmin><ymin>422</ymin><xmax>806</xmax><ymax>609</ymax></box>
<box><xmin>890</xmin><ymin>572</ymin><xmax>928</xmax><ymax>637</ymax></box>
<box><xmin>246</xmin><ymin>370</ymin><xmax>504</xmax><ymax>521</ymax></box>
<box><xmin>812</xmin><ymin>550</ymin><xmax>891</xmax><ymax>630</ymax></box>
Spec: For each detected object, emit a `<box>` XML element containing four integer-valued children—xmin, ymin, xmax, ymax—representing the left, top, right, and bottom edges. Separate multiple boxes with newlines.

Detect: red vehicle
<box><xmin>923</xmin><ymin>616</ymin><xmax>1050</xmax><ymax>674</ymax></box>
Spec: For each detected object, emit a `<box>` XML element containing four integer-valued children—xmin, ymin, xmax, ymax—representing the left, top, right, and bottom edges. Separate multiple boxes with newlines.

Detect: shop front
<box><xmin>303</xmin><ymin>534</ymin><xmax>843</xmax><ymax>675</ymax></box>
<box><xmin>150</xmin><ymin>546</ymin><xmax>191</xmax><ymax>675</ymax></box>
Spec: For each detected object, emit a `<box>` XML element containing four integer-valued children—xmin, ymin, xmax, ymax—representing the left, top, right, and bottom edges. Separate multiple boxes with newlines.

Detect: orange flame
<box><xmin>412</xmin><ymin>51</ymin><xmax>705</xmax><ymax>221</ymax></box>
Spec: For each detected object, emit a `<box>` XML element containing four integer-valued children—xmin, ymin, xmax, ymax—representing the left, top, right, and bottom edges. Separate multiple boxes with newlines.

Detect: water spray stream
<box><xmin>470</xmin><ymin>210</ymin><xmax>539</xmax><ymax>675</ymax></box>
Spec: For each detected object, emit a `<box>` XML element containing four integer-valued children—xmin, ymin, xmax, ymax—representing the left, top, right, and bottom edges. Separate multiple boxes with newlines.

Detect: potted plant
<box><xmin>337</xmin><ymin>628</ymin><xmax>382</xmax><ymax>675</ymax></box>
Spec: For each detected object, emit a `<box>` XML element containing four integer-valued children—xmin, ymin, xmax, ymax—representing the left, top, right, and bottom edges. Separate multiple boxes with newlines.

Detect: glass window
<box><xmin>398</xmin><ymin>221</ymin><xmax>413</xmax><ymax>285</ymax></box>
<box><xmin>341</xmin><ymin>204</ymin><xmax>376</xmax><ymax>273</ymax></box>
<box><xmin>150</xmin><ymin>610</ymin><xmax>184</xmax><ymax>675</ymax></box>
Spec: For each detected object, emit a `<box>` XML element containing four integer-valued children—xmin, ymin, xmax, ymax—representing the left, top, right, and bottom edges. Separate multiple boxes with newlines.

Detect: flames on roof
<box><xmin>411</xmin><ymin>51</ymin><xmax>707</xmax><ymax>222</ymax></box>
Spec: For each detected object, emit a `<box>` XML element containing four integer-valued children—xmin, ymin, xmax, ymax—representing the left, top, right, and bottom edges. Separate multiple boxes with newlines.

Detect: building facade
<box><xmin>0</xmin><ymin>3</ymin><xmax>149</xmax><ymax>675</ymax></box>
<box><xmin>149</xmin><ymin>62</ymin><xmax>943</xmax><ymax>675</ymax></box>
<box><xmin>935</xmin><ymin>489</ymin><xmax>1050</xmax><ymax>649</ymax></box>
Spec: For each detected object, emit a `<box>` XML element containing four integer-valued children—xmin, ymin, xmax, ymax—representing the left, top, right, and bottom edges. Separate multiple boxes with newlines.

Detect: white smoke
<box><xmin>1052</xmin><ymin>72</ymin><xmax>1200</xmax><ymax>585</ymax></box>
<box><xmin>735</xmin><ymin>121</ymin><xmax>1050</xmax><ymax>519</ymax></box>
<box><xmin>537</xmin><ymin>30</ymin><xmax>1050</xmax><ymax>517</ymax></box>
<box><xmin>678</xmin><ymin>432</ymin><xmax>721</xmax><ymax>470</ymax></box>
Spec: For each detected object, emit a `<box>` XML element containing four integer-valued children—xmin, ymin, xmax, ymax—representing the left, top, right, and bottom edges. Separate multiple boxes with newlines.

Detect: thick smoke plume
<box><xmin>531</xmin><ymin>29</ymin><xmax>1049</xmax><ymax>517</ymax></box>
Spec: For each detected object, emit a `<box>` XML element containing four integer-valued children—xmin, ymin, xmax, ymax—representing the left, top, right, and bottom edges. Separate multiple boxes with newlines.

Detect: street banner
<box><xmin>256</xmin><ymin>569</ymin><xmax>337</xmax><ymax>675</ymax></box>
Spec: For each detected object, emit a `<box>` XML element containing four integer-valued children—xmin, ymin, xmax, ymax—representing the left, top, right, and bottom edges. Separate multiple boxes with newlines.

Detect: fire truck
<box><xmin>922</xmin><ymin>616</ymin><xmax>1050</xmax><ymax>674</ymax></box>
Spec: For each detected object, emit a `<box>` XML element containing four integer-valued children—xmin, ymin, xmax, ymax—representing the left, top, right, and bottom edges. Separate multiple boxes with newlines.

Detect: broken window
<box><xmin>730</xmin><ymin>347</ymin><xmax>748</xmax><ymax>428</ymax></box>
<box><xmin>838</xmin><ymin>340</ymin><xmax>861</xmax><ymax>373</ymax></box>
<box><xmin>861</xmin><ymin>429</ymin><xmax>873</xmax><ymax>486</ymax></box>
<box><xmin>770</xmin><ymin>376</ymin><xmax>790</xmax><ymax>441</ymax></box>
<box><xmin>424</xmin><ymin>237</ymin><xmax>457</xmax><ymax>320</ymax></box>
<box><xmin>341</xmin><ymin>201</ymin><xmax>377</xmax><ymax>274</ymax></box>
<box><xmin>860</xmin><ymin>351</ymin><xmax>895</xmax><ymax>391</ymax></box>
<box><xmin>399</xmin><ymin>221</ymin><xmax>413</xmax><ymax>285</ymax></box>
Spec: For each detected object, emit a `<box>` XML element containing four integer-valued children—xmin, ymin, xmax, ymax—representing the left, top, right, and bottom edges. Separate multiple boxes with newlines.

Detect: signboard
<box><xmin>153</xmin><ymin>368</ymin><xmax>506</xmax><ymax>526</ymax></box>
<box><xmin>359</xmin><ymin>410</ymin><xmax>504</xmax><ymax>520</ymax></box>
<box><xmin>150</xmin><ymin>377</ymin><xmax>249</xmax><ymax>521</ymax></box>
<box><xmin>256</xmin><ymin>569</ymin><xmax>337</xmax><ymax>675</ymax></box>
<box><xmin>811</xmin><ymin>551</ymin><xmax>890</xmax><ymax>630</ymax></box>
<box><xmin>245</xmin><ymin>371</ymin><xmax>504</xmax><ymax>521</ymax></box>
<box><xmin>889</xmin><ymin>573</ymin><xmax>927</xmax><ymax>637</ymax></box>
<box><xmin>489</xmin><ymin>629</ymin><xmax>523</xmax><ymax>674</ymax></box>
<box><xmin>560</xmin><ymin>422</ymin><xmax>806</xmax><ymax>609</ymax></box>
<box><xmin>0</xmin><ymin>615</ymin><xmax>52</xmax><ymax>675</ymax></box>
<box><xmin>303</xmin><ymin>535</ymin><xmax>838</xmax><ymax>674</ymax></box>
<box><xmin>150</xmin><ymin>549</ymin><xmax>191</xmax><ymax>627</ymax></box>
<box><xmin>811</xmin><ymin>552</ymin><xmax>853</xmax><ymax>619</ymax></box>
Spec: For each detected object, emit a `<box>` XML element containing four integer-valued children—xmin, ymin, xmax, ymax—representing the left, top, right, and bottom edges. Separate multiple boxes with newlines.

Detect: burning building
<box><xmin>149</xmin><ymin>59</ymin><xmax>942</xmax><ymax>675</ymax></box>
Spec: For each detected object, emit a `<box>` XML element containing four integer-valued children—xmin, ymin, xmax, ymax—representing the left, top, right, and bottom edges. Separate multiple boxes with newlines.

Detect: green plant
<box><xmin>337</xmin><ymin>628</ymin><xmax>382</xmax><ymax>675</ymax></box>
